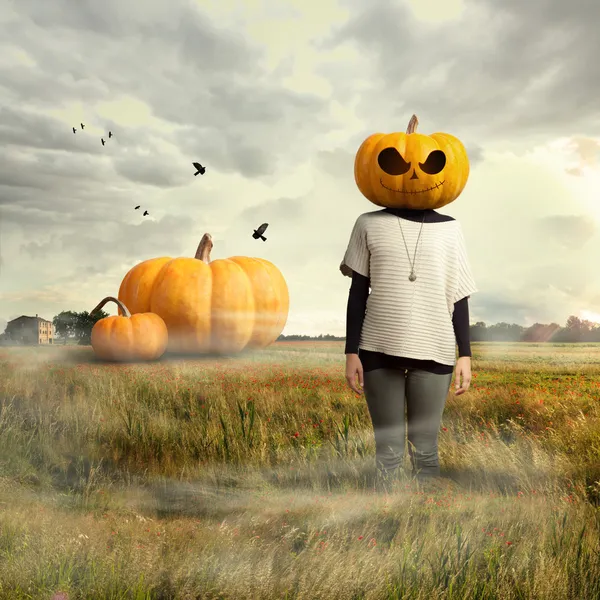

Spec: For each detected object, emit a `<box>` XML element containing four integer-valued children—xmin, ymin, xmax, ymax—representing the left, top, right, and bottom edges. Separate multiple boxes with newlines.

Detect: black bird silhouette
<box><xmin>80</xmin><ymin>123</ymin><xmax>85</xmax><ymax>129</ymax></box>
<box><xmin>108</xmin><ymin>131</ymin><xmax>113</xmax><ymax>138</ymax></box>
<box><xmin>72</xmin><ymin>127</ymin><xmax>76</xmax><ymax>134</ymax></box>
<box><xmin>101</xmin><ymin>138</ymin><xmax>105</xmax><ymax>146</ymax></box>
<box><xmin>252</xmin><ymin>223</ymin><xmax>268</xmax><ymax>241</ymax></box>
<box><xmin>192</xmin><ymin>162</ymin><xmax>206</xmax><ymax>176</ymax></box>
<box><xmin>143</xmin><ymin>210</ymin><xmax>149</xmax><ymax>216</ymax></box>
<box><xmin>135</xmin><ymin>206</ymin><xmax>140</xmax><ymax>210</ymax></box>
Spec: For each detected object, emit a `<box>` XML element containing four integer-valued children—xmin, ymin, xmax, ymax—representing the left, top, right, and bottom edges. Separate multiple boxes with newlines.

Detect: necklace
<box><xmin>397</xmin><ymin>213</ymin><xmax>426</xmax><ymax>282</ymax></box>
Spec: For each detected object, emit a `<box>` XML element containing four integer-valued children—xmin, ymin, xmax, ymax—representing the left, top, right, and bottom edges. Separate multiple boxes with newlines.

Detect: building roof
<box><xmin>8</xmin><ymin>315</ymin><xmax>53</xmax><ymax>324</ymax></box>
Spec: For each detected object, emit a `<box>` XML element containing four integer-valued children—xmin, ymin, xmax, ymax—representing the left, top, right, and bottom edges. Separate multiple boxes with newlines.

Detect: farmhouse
<box><xmin>4</xmin><ymin>314</ymin><xmax>55</xmax><ymax>345</ymax></box>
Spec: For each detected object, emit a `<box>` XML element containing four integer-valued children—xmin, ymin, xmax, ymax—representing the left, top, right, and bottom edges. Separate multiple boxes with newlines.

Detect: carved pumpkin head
<box><xmin>354</xmin><ymin>115</ymin><xmax>470</xmax><ymax>210</ymax></box>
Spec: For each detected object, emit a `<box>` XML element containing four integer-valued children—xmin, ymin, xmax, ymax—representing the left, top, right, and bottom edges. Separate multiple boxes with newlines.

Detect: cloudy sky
<box><xmin>1</xmin><ymin>0</ymin><xmax>600</xmax><ymax>337</ymax></box>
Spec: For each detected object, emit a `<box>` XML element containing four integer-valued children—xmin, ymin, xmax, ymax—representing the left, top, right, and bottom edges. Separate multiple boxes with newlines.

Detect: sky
<box><xmin>1</xmin><ymin>0</ymin><xmax>600</xmax><ymax>337</ymax></box>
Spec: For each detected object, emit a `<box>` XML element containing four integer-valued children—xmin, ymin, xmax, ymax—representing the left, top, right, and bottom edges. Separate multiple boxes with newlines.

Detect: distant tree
<box><xmin>561</xmin><ymin>315</ymin><xmax>596</xmax><ymax>343</ymax></box>
<box><xmin>53</xmin><ymin>311</ymin><xmax>79</xmax><ymax>343</ymax></box>
<box><xmin>470</xmin><ymin>321</ymin><xmax>488</xmax><ymax>342</ymax></box>
<box><xmin>52</xmin><ymin>309</ymin><xmax>108</xmax><ymax>345</ymax></box>
<box><xmin>587</xmin><ymin>323</ymin><xmax>600</xmax><ymax>342</ymax></box>
<box><xmin>484</xmin><ymin>322</ymin><xmax>524</xmax><ymax>342</ymax></box>
<box><xmin>74</xmin><ymin>310</ymin><xmax>108</xmax><ymax>344</ymax></box>
<box><xmin>522</xmin><ymin>322</ymin><xmax>561</xmax><ymax>343</ymax></box>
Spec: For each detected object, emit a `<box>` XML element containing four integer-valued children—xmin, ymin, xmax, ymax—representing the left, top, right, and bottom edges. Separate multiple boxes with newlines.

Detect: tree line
<box><xmin>279</xmin><ymin>316</ymin><xmax>600</xmax><ymax>343</ymax></box>
<box><xmin>2</xmin><ymin>311</ymin><xmax>600</xmax><ymax>345</ymax></box>
<box><xmin>51</xmin><ymin>310</ymin><xmax>110</xmax><ymax>344</ymax></box>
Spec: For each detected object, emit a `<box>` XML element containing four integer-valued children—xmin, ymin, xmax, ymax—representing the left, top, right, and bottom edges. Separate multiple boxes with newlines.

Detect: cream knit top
<box><xmin>341</xmin><ymin>210</ymin><xmax>478</xmax><ymax>366</ymax></box>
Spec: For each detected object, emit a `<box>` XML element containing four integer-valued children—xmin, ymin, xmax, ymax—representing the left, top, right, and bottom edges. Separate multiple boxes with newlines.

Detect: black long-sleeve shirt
<box><xmin>344</xmin><ymin>206</ymin><xmax>472</xmax><ymax>375</ymax></box>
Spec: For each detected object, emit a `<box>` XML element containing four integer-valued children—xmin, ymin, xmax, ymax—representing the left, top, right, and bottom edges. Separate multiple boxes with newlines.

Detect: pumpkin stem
<box><xmin>194</xmin><ymin>233</ymin><xmax>213</xmax><ymax>263</ymax></box>
<box><xmin>90</xmin><ymin>296</ymin><xmax>131</xmax><ymax>318</ymax></box>
<box><xmin>406</xmin><ymin>114</ymin><xmax>419</xmax><ymax>134</ymax></box>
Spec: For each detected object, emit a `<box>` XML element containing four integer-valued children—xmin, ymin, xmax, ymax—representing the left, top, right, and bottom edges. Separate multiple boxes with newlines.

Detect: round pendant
<box><xmin>409</xmin><ymin>272</ymin><xmax>416</xmax><ymax>282</ymax></box>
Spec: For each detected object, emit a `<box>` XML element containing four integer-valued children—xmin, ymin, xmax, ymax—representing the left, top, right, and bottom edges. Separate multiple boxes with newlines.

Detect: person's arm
<box><xmin>345</xmin><ymin>271</ymin><xmax>370</xmax><ymax>354</ymax></box>
<box><xmin>453</xmin><ymin>296</ymin><xmax>471</xmax><ymax>357</ymax></box>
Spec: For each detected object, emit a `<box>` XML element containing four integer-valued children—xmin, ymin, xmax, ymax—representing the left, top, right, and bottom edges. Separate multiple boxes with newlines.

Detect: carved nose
<box><xmin>410</xmin><ymin>169</ymin><xmax>419</xmax><ymax>180</ymax></box>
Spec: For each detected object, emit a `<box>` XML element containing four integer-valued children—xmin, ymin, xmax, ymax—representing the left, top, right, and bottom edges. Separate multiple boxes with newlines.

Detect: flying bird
<box><xmin>72</xmin><ymin>127</ymin><xmax>76</xmax><ymax>134</ymax></box>
<box><xmin>101</xmin><ymin>138</ymin><xmax>105</xmax><ymax>146</ymax></box>
<box><xmin>192</xmin><ymin>162</ymin><xmax>206</xmax><ymax>176</ymax></box>
<box><xmin>143</xmin><ymin>210</ymin><xmax>149</xmax><ymax>216</ymax></box>
<box><xmin>135</xmin><ymin>206</ymin><xmax>140</xmax><ymax>210</ymax></box>
<box><xmin>80</xmin><ymin>123</ymin><xmax>85</xmax><ymax>129</ymax></box>
<box><xmin>108</xmin><ymin>131</ymin><xmax>113</xmax><ymax>138</ymax></box>
<box><xmin>252</xmin><ymin>223</ymin><xmax>268</xmax><ymax>241</ymax></box>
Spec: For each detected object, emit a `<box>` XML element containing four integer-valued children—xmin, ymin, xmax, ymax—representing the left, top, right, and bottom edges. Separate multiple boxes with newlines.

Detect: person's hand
<box><xmin>345</xmin><ymin>353</ymin><xmax>364</xmax><ymax>394</ymax></box>
<box><xmin>454</xmin><ymin>356</ymin><xmax>471</xmax><ymax>395</ymax></box>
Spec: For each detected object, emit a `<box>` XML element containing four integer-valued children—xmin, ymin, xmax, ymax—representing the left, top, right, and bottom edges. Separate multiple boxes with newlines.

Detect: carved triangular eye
<box><xmin>419</xmin><ymin>150</ymin><xmax>446</xmax><ymax>174</ymax></box>
<box><xmin>377</xmin><ymin>148</ymin><xmax>411</xmax><ymax>175</ymax></box>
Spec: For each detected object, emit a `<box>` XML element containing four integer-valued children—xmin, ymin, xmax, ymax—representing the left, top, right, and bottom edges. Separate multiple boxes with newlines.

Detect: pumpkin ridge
<box><xmin>253</xmin><ymin>257</ymin><xmax>289</xmax><ymax>345</ymax></box>
<box><xmin>228</xmin><ymin>256</ymin><xmax>286</xmax><ymax>348</ymax></box>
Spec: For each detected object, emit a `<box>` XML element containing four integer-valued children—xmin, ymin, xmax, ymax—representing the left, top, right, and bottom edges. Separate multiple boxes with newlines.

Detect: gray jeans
<box><xmin>363</xmin><ymin>367</ymin><xmax>453</xmax><ymax>479</ymax></box>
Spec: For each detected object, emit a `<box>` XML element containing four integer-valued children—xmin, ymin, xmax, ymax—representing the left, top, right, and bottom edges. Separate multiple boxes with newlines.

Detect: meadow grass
<box><xmin>0</xmin><ymin>342</ymin><xmax>599</xmax><ymax>599</ymax></box>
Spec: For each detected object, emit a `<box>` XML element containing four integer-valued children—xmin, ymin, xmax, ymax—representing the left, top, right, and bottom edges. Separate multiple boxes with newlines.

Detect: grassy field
<box><xmin>0</xmin><ymin>341</ymin><xmax>599</xmax><ymax>599</ymax></box>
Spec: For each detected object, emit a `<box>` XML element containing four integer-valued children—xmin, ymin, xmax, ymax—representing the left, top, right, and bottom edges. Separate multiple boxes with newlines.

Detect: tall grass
<box><xmin>0</xmin><ymin>342</ymin><xmax>599</xmax><ymax>599</ymax></box>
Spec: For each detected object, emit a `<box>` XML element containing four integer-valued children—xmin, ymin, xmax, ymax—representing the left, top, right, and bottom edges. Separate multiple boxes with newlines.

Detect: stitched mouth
<box><xmin>380</xmin><ymin>179</ymin><xmax>445</xmax><ymax>194</ymax></box>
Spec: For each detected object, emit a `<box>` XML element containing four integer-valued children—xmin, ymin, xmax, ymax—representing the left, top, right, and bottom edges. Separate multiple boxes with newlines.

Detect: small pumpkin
<box><xmin>90</xmin><ymin>296</ymin><xmax>168</xmax><ymax>361</ymax></box>
<box><xmin>118</xmin><ymin>234</ymin><xmax>289</xmax><ymax>354</ymax></box>
<box><xmin>354</xmin><ymin>114</ymin><xmax>470</xmax><ymax>210</ymax></box>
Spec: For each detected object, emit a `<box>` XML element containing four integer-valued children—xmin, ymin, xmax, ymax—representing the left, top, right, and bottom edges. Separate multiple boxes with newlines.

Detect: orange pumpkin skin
<box><xmin>90</xmin><ymin>297</ymin><xmax>168</xmax><ymax>361</ymax></box>
<box><xmin>118</xmin><ymin>257</ymin><xmax>172</xmax><ymax>314</ymax></box>
<box><xmin>355</xmin><ymin>115</ymin><xmax>470</xmax><ymax>210</ymax></box>
<box><xmin>118</xmin><ymin>234</ymin><xmax>289</xmax><ymax>354</ymax></box>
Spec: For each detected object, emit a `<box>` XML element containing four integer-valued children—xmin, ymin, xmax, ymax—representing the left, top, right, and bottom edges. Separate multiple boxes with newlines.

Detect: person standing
<box><xmin>340</xmin><ymin>115</ymin><xmax>478</xmax><ymax>492</ymax></box>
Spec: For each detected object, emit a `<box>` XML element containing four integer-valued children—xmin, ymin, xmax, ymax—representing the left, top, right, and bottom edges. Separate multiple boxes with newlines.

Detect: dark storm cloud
<box><xmin>1</xmin><ymin>0</ymin><xmax>329</xmax><ymax>180</ymax></box>
<box><xmin>472</xmin><ymin>291</ymin><xmax>556</xmax><ymax>326</ymax></box>
<box><xmin>534</xmin><ymin>215</ymin><xmax>597</xmax><ymax>250</ymax></box>
<box><xmin>465</xmin><ymin>144</ymin><xmax>484</xmax><ymax>166</ymax></box>
<box><xmin>523</xmin><ymin>262</ymin><xmax>591</xmax><ymax>298</ymax></box>
<box><xmin>238</xmin><ymin>196</ymin><xmax>305</xmax><ymax>226</ymax></box>
<box><xmin>171</xmin><ymin>81</ymin><xmax>327</xmax><ymax>178</ymax></box>
<box><xmin>0</xmin><ymin>106</ymin><xmax>104</xmax><ymax>155</ymax></box>
<box><xmin>218</xmin><ymin>196</ymin><xmax>305</xmax><ymax>245</ymax></box>
<box><xmin>315</xmin><ymin>148</ymin><xmax>354</xmax><ymax>180</ymax></box>
<box><xmin>0</xmin><ymin>140</ymin><xmax>138</xmax><ymax>226</ymax></box>
<box><xmin>0</xmin><ymin>106</ymin><xmax>187</xmax><ymax>203</ymax></box>
<box><xmin>20</xmin><ymin>213</ymin><xmax>198</xmax><ymax>279</ymax></box>
<box><xmin>0</xmin><ymin>142</ymin><xmax>109</xmax><ymax>191</ymax></box>
<box><xmin>113</xmin><ymin>153</ymin><xmax>190</xmax><ymax>188</ymax></box>
<box><xmin>320</xmin><ymin>0</ymin><xmax>600</xmax><ymax>142</ymax></box>
<box><xmin>212</xmin><ymin>195</ymin><xmax>307</xmax><ymax>263</ymax></box>
<box><xmin>174</xmin><ymin>126</ymin><xmax>275</xmax><ymax>179</ymax></box>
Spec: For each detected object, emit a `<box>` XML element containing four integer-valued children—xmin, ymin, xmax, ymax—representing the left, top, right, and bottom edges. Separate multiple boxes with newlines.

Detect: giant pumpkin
<box><xmin>118</xmin><ymin>233</ymin><xmax>289</xmax><ymax>354</ymax></box>
<box><xmin>354</xmin><ymin>114</ymin><xmax>470</xmax><ymax>210</ymax></box>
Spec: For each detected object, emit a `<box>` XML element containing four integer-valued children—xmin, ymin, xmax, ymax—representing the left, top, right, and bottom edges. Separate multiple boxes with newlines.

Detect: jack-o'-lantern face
<box><xmin>354</xmin><ymin>115</ymin><xmax>470</xmax><ymax>210</ymax></box>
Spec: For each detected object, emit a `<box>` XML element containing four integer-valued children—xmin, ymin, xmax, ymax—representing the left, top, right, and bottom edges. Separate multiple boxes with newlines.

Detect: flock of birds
<box><xmin>71</xmin><ymin>123</ymin><xmax>269</xmax><ymax>240</ymax></box>
<box><xmin>72</xmin><ymin>122</ymin><xmax>112</xmax><ymax>145</ymax></box>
